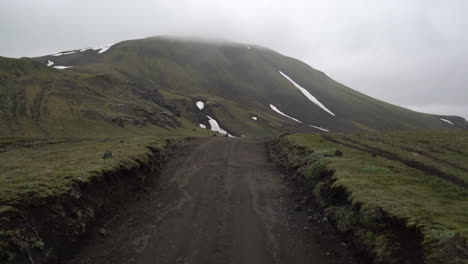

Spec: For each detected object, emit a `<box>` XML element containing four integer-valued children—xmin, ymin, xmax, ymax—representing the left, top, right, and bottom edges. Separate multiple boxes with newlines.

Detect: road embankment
<box><xmin>0</xmin><ymin>138</ymin><xmax>177</xmax><ymax>263</ymax></box>
<box><xmin>269</xmin><ymin>133</ymin><xmax>468</xmax><ymax>264</ymax></box>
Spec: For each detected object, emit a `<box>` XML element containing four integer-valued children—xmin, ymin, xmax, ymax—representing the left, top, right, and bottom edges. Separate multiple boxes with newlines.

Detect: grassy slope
<box><xmin>276</xmin><ymin>131</ymin><xmax>468</xmax><ymax>263</ymax></box>
<box><xmin>0</xmin><ymin>56</ymin><xmax>214</xmax><ymax>137</ymax></box>
<box><xmin>0</xmin><ymin>137</ymin><xmax>169</xmax><ymax>207</ymax></box>
<box><xmin>25</xmin><ymin>36</ymin><xmax>467</xmax><ymax>137</ymax></box>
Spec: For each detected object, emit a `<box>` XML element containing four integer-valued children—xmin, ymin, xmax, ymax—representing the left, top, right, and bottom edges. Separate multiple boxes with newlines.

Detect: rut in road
<box><xmin>68</xmin><ymin>137</ymin><xmax>360</xmax><ymax>264</ymax></box>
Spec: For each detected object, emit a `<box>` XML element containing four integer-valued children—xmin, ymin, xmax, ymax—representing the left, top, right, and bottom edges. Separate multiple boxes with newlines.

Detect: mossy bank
<box><xmin>0</xmin><ymin>137</ymin><xmax>178</xmax><ymax>263</ymax></box>
<box><xmin>270</xmin><ymin>131</ymin><xmax>468</xmax><ymax>264</ymax></box>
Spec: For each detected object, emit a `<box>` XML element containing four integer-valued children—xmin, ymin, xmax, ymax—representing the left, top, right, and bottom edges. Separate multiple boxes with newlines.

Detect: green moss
<box><xmin>0</xmin><ymin>136</ymin><xmax>175</xmax><ymax>206</ymax></box>
<box><xmin>431</xmin><ymin>229</ymin><xmax>457</xmax><ymax>244</ymax></box>
<box><xmin>327</xmin><ymin>206</ymin><xmax>359</xmax><ymax>232</ymax></box>
<box><xmin>363</xmin><ymin>165</ymin><xmax>391</xmax><ymax>174</ymax></box>
<box><xmin>306</xmin><ymin>158</ymin><xmax>330</xmax><ymax>180</ymax></box>
<box><xmin>0</xmin><ymin>206</ymin><xmax>13</xmax><ymax>214</ymax></box>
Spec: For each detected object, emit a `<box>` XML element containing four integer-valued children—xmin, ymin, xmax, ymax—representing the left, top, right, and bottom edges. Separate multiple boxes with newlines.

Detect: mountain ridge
<box><xmin>0</xmin><ymin>36</ymin><xmax>466</xmax><ymax>137</ymax></box>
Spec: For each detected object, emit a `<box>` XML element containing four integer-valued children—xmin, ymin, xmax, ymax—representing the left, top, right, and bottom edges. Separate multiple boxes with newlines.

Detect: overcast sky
<box><xmin>1</xmin><ymin>0</ymin><xmax>467</xmax><ymax>118</ymax></box>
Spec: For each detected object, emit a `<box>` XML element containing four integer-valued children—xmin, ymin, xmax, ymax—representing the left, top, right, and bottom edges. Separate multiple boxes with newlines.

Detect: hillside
<box><xmin>1</xmin><ymin>36</ymin><xmax>466</xmax><ymax>137</ymax></box>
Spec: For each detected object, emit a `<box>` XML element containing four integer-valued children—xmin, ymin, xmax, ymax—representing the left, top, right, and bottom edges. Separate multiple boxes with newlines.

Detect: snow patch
<box><xmin>51</xmin><ymin>50</ymin><xmax>76</xmax><ymax>56</ymax></box>
<box><xmin>53</xmin><ymin>66</ymin><xmax>73</xmax><ymax>70</ymax></box>
<box><xmin>196</xmin><ymin>101</ymin><xmax>205</xmax><ymax>110</ymax></box>
<box><xmin>199</xmin><ymin>124</ymin><xmax>206</xmax><ymax>129</ymax></box>
<box><xmin>93</xmin><ymin>43</ymin><xmax>115</xmax><ymax>54</ymax></box>
<box><xmin>207</xmin><ymin>116</ymin><xmax>233</xmax><ymax>137</ymax></box>
<box><xmin>252</xmin><ymin>116</ymin><xmax>258</xmax><ymax>120</ymax></box>
<box><xmin>47</xmin><ymin>60</ymin><xmax>54</xmax><ymax>67</ymax></box>
<box><xmin>50</xmin><ymin>43</ymin><xmax>113</xmax><ymax>57</ymax></box>
<box><xmin>309</xmin><ymin>125</ymin><xmax>329</xmax><ymax>132</ymax></box>
<box><xmin>279</xmin><ymin>71</ymin><xmax>336</xmax><ymax>117</ymax></box>
<box><xmin>247</xmin><ymin>46</ymin><xmax>251</xmax><ymax>50</ymax></box>
<box><xmin>440</xmin><ymin>118</ymin><xmax>454</xmax><ymax>125</ymax></box>
<box><xmin>269</xmin><ymin>104</ymin><xmax>302</xmax><ymax>123</ymax></box>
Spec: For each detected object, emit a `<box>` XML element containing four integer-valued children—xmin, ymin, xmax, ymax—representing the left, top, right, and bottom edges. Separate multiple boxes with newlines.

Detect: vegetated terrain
<box><xmin>271</xmin><ymin>131</ymin><xmax>468</xmax><ymax>264</ymax></box>
<box><xmin>0</xmin><ymin>136</ymin><xmax>180</xmax><ymax>262</ymax></box>
<box><xmin>0</xmin><ymin>137</ymin><xmax>178</xmax><ymax>206</ymax></box>
<box><xmin>1</xmin><ymin>36</ymin><xmax>466</xmax><ymax>139</ymax></box>
<box><xmin>1</xmin><ymin>36</ymin><xmax>468</xmax><ymax>263</ymax></box>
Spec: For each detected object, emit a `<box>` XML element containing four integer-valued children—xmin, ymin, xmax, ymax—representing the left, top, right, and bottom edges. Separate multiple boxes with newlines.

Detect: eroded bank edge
<box><xmin>0</xmin><ymin>139</ymin><xmax>179</xmax><ymax>263</ymax></box>
<box><xmin>268</xmin><ymin>135</ymin><xmax>467</xmax><ymax>264</ymax></box>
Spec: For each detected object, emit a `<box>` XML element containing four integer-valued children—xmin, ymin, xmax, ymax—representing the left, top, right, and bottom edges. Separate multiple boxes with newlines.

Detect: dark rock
<box><xmin>334</xmin><ymin>150</ymin><xmax>343</xmax><ymax>157</ymax></box>
<box><xmin>98</xmin><ymin>227</ymin><xmax>107</xmax><ymax>236</ymax></box>
<box><xmin>103</xmin><ymin>150</ymin><xmax>113</xmax><ymax>159</ymax></box>
<box><xmin>304</xmin><ymin>226</ymin><xmax>310</xmax><ymax>231</ymax></box>
<box><xmin>111</xmin><ymin>116</ymin><xmax>147</xmax><ymax>128</ymax></box>
<box><xmin>307</xmin><ymin>216</ymin><xmax>314</xmax><ymax>223</ymax></box>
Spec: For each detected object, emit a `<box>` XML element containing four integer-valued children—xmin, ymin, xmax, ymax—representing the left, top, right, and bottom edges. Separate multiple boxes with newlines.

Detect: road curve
<box><xmin>68</xmin><ymin>137</ymin><xmax>356</xmax><ymax>264</ymax></box>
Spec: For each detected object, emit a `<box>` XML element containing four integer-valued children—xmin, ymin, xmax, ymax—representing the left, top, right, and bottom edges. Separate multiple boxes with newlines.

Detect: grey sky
<box><xmin>1</xmin><ymin>0</ymin><xmax>467</xmax><ymax>118</ymax></box>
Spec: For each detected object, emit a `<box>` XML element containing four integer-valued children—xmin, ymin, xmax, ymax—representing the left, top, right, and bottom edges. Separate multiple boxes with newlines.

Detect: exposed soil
<box><xmin>66</xmin><ymin>137</ymin><xmax>363</xmax><ymax>264</ymax></box>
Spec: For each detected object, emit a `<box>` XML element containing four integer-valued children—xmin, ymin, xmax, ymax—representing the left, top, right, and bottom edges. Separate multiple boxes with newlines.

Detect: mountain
<box><xmin>0</xmin><ymin>36</ymin><xmax>466</xmax><ymax>137</ymax></box>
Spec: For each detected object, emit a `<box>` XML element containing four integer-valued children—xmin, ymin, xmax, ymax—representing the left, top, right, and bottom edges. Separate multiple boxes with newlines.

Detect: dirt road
<box><xmin>68</xmin><ymin>137</ymin><xmax>360</xmax><ymax>264</ymax></box>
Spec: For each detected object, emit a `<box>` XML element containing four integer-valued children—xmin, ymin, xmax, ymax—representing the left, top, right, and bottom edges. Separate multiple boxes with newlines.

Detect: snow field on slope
<box><xmin>279</xmin><ymin>71</ymin><xmax>335</xmax><ymax>117</ymax></box>
<box><xmin>53</xmin><ymin>66</ymin><xmax>73</xmax><ymax>69</ymax></box>
<box><xmin>309</xmin><ymin>125</ymin><xmax>329</xmax><ymax>132</ymax></box>
<box><xmin>440</xmin><ymin>118</ymin><xmax>454</xmax><ymax>125</ymax></box>
<box><xmin>207</xmin><ymin>116</ymin><xmax>233</xmax><ymax>137</ymax></box>
<box><xmin>196</xmin><ymin>101</ymin><xmax>205</xmax><ymax>110</ymax></box>
<box><xmin>269</xmin><ymin>104</ymin><xmax>302</xmax><ymax>123</ymax></box>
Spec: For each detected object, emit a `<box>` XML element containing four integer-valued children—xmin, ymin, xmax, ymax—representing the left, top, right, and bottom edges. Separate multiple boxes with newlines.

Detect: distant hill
<box><xmin>0</xmin><ymin>36</ymin><xmax>466</xmax><ymax>137</ymax></box>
